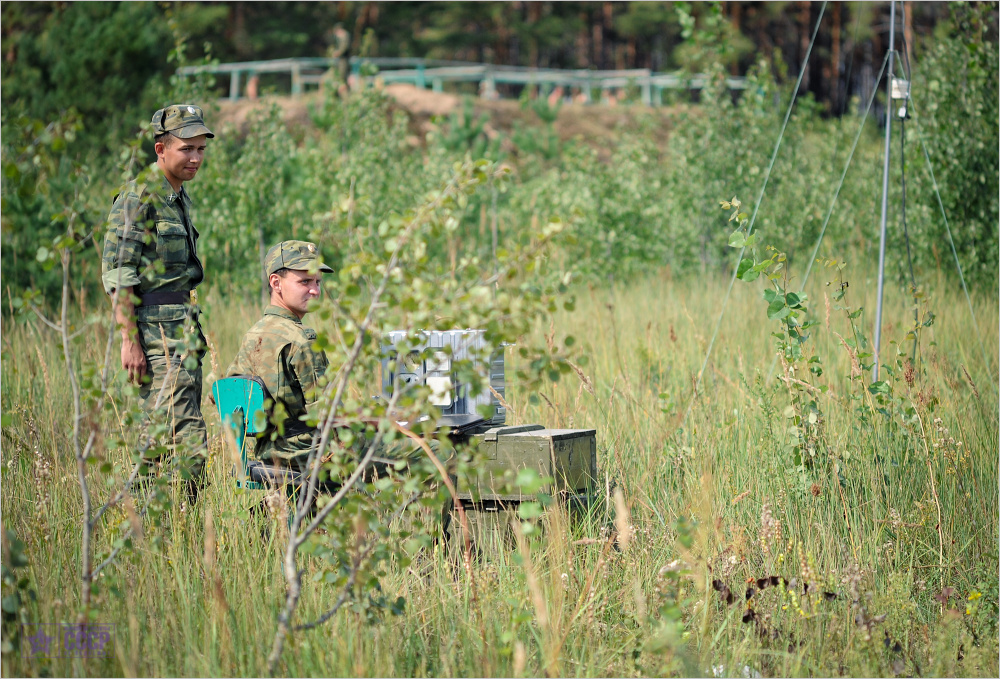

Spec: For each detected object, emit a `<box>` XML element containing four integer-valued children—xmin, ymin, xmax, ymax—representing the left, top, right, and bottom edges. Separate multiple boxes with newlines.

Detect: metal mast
<box><xmin>872</xmin><ymin>0</ymin><xmax>897</xmax><ymax>381</ymax></box>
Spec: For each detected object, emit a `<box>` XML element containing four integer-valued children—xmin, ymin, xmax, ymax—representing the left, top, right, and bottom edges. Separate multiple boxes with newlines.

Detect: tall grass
<box><xmin>1</xmin><ymin>264</ymin><xmax>997</xmax><ymax>677</ymax></box>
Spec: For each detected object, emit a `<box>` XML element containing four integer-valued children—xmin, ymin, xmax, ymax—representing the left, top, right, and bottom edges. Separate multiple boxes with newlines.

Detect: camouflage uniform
<box><xmin>101</xmin><ymin>105</ymin><xmax>214</xmax><ymax>479</ymax></box>
<box><xmin>226</xmin><ymin>241</ymin><xmax>333</xmax><ymax>469</ymax></box>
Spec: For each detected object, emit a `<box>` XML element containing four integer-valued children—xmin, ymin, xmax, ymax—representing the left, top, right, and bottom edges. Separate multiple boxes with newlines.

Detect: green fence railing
<box><xmin>176</xmin><ymin>57</ymin><xmax>747</xmax><ymax>105</ymax></box>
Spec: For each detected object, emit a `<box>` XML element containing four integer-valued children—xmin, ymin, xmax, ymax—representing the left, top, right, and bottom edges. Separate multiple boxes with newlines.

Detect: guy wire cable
<box><xmin>763</xmin><ymin>49</ymin><xmax>891</xmax><ymax>382</ymax></box>
<box><xmin>905</xmin><ymin>95</ymin><xmax>998</xmax><ymax>396</ymax></box>
<box><xmin>678</xmin><ymin>1</ymin><xmax>827</xmax><ymax>432</ymax></box>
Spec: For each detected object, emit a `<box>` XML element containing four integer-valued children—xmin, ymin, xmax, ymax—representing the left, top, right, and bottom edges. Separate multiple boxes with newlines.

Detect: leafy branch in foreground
<box><xmin>723</xmin><ymin>196</ymin><xmax>826</xmax><ymax>468</ymax></box>
<box><xmin>265</xmin><ymin>158</ymin><xmax>576</xmax><ymax>674</ymax></box>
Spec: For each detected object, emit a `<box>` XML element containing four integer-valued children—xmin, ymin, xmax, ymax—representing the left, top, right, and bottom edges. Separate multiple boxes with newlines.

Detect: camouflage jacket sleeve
<box><xmin>101</xmin><ymin>183</ymin><xmax>150</xmax><ymax>295</ymax></box>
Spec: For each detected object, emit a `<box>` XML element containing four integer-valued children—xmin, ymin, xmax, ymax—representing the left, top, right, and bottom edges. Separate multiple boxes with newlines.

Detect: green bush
<box><xmin>2</xmin><ymin>7</ymin><xmax>996</xmax><ymax>307</ymax></box>
<box><xmin>910</xmin><ymin>2</ymin><xmax>999</xmax><ymax>287</ymax></box>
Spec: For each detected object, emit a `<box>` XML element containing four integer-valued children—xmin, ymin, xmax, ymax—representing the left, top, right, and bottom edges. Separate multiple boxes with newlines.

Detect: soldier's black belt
<box><xmin>138</xmin><ymin>291</ymin><xmax>191</xmax><ymax>306</ymax></box>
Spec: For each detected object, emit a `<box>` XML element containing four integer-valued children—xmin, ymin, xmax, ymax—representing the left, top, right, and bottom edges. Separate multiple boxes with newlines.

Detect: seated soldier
<box><xmin>226</xmin><ymin>240</ymin><xmax>333</xmax><ymax>476</ymax></box>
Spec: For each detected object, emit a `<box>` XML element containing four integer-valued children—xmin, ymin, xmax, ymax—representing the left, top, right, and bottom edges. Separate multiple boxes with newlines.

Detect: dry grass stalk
<box><xmin>490</xmin><ymin>385</ymin><xmax>517</xmax><ymax>423</ymax></box>
<box><xmin>203</xmin><ymin>507</ymin><xmax>217</xmax><ymax>573</ymax></box>
<box><xmin>265</xmin><ymin>489</ymin><xmax>290</xmax><ymax>543</ymax></box>
<box><xmin>960</xmin><ymin>364</ymin><xmax>981</xmax><ymax>400</ymax></box>
<box><xmin>33</xmin><ymin>344</ymin><xmax>52</xmax><ymax>405</ymax></box>
<box><xmin>566</xmin><ymin>359</ymin><xmax>595</xmax><ymax>395</ymax></box>
<box><xmin>203</xmin><ymin>330</ymin><xmax>222</xmax><ymax>386</ymax></box>
<box><xmin>778</xmin><ymin>374</ymin><xmax>832</xmax><ymax>397</ymax></box>
<box><xmin>218</xmin><ymin>413</ymin><xmax>246</xmax><ymax>484</ymax></box>
<box><xmin>27</xmin><ymin>412</ymin><xmax>53</xmax><ymax>535</ymax></box>
<box><xmin>731</xmin><ymin>490</ymin><xmax>750</xmax><ymax>505</ymax></box>
<box><xmin>202</xmin><ymin>506</ymin><xmax>231</xmax><ymax>669</ymax></box>
<box><xmin>613</xmin><ymin>487</ymin><xmax>633</xmax><ymax>553</ymax></box>
<box><xmin>513</xmin><ymin>522</ymin><xmax>549</xmax><ymax>630</ymax></box>
<box><xmin>759</xmin><ymin>502</ymin><xmax>782</xmax><ymax>558</ymax></box>
<box><xmin>570</xmin><ymin>381</ymin><xmax>585</xmax><ymax>427</ymax></box>
<box><xmin>122</xmin><ymin>495</ymin><xmax>144</xmax><ymax>543</ymax></box>
<box><xmin>512</xmin><ymin>641</ymin><xmax>527</xmax><ymax>677</ymax></box>
<box><xmin>833</xmin><ymin>331</ymin><xmax>862</xmax><ymax>378</ymax></box>
<box><xmin>631</xmin><ymin>575</ymin><xmax>647</xmax><ymax>623</ymax></box>
<box><xmin>914</xmin><ymin>412</ymin><xmax>946</xmax><ymax>570</ymax></box>
<box><xmin>679</xmin><ymin>301</ymin><xmax>706</xmax><ymax>351</ymax></box>
<box><xmin>539</xmin><ymin>390</ymin><xmax>557</xmax><ymax>414</ymax></box>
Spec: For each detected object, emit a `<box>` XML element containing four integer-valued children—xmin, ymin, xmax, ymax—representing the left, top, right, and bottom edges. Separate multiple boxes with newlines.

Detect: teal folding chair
<box><xmin>213</xmin><ymin>376</ymin><xmax>302</xmax><ymax>490</ymax></box>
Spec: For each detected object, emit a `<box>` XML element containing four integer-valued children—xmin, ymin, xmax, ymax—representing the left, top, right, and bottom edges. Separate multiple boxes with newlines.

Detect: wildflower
<box><xmin>759</xmin><ymin>503</ymin><xmax>782</xmax><ymax>557</ymax></box>
<box><xmin>842</xmin><ymin>562</ymin><xmax>863</xmax><ymax>602</ymax></box>
<box><xmin>798</xmin><ymin>543</ymin><xmax>818</xmax><ymax>585</ymax></box>
<box><xmin>29</xmin><ymin>415</ymin><xmax>52</xmax><ymax>518</ymax></box>
<box><xmin>659</xmin><ymin>559</ymin><xmax>683</xmax><ymax>575</ymax></box>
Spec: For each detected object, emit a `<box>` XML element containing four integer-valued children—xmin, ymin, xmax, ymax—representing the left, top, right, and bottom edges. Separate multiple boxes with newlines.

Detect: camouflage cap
<box><xmin>152</xmin><ymin>104</ymin><xmax>215</xmax><ymax>139</ymax></box>
<box><xmin>265</xmin><ymin>240</ymin><xmax>334</xmax><ymax>277</ymax></box>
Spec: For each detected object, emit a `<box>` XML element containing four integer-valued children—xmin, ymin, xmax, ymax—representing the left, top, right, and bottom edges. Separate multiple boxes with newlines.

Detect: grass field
<box><xmin>1</xmin><ymin>265</ymin><xmax>997</xmax><ymax>677</ymax></box>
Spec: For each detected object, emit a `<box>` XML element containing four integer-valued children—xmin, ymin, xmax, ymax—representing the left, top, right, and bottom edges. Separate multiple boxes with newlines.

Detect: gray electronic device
<box><xmin>380</xmin><ymin>329</ymin><xmax>506</xmax><ymax>429</ymax></box>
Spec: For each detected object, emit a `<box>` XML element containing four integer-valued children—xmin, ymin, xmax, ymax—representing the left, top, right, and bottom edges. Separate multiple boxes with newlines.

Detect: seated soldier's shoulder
<box><xmin>257</xmin><ymin>314</ymin><xmax>317</xmax><ymax>346</ymax></box>
<box><xmin>292</xmin><ymin>324</ymin><xmax>321</xmax><ymax>352</ymax></box>
<box><xmin>283</xmin><ymin>321</ymin><xmax>322</xmax><ymax>353</ymax></box>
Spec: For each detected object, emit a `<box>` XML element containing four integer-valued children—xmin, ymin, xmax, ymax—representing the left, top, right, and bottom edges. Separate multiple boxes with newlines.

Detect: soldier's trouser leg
<box><xmin>139</xmin><ymin>354</ymin><xmax>207</xmax><ymax>477</ymax></box>
<box><xmin>137</xmin><ymin>308</ymin><xmax>208</xmax><ymax>484</ymax></box>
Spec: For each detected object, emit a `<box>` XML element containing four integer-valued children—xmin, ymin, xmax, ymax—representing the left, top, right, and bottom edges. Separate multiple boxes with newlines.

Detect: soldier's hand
<box><xmin>122</xmin><ymin>339</ymin><xmax>147</xmax><ymax>384</ymax></box>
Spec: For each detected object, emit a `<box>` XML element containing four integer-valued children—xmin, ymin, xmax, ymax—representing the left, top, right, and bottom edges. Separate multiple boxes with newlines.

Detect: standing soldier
<box><xmin>101</xmin><ymin>105</ymin><xmax>214</xmax><ymax>495</ymax></box>
<box><xmin>226</xmin><ymin>241</ymin><xmax>333</xmax><ymax>475</ymax></box>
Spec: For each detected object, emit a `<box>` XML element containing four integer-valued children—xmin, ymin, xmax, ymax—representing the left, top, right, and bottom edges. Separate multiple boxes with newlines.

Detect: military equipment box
<box><xmin>460</xmin><ymin>425</ymin><xmax>597</xmax><ymax>501</ymax></box>
<box><xmin>444</xmin><ymin>425</ymin><xmax>598</xmax><ymax>554</ymax></box>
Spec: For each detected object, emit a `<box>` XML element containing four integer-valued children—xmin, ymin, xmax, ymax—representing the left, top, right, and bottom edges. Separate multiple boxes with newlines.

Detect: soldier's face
<box><xmin>156</xmin><ymin>134</ymin><xmax>208</xmax><ymax>186</ymax></box>
<box><xmin>272</xmin><ymin>269</ymin><xmax>322</xmax><ymax>318</ymax></box>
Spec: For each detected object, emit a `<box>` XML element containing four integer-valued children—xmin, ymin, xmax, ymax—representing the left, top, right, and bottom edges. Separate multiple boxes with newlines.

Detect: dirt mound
<box><xmin>213</xmin><ymin>94</ymin><xmax>316</xmax><ymax>133</ymax></box>
<box><xmin>383</xmin><ymin>83</ymin><xmax>460</xmax><ymax>117</ymax></box>
<box><xmin>212</xmin><ymin>84</ymin><xmax>681</xmax><ymax>154</ymax></box>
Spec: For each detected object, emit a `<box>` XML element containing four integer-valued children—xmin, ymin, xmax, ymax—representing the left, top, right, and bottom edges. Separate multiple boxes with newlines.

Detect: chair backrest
<box><xmin>213</xmin><ymin>376</ymin><xmax>267</xmax><ymax>489</ymax></box>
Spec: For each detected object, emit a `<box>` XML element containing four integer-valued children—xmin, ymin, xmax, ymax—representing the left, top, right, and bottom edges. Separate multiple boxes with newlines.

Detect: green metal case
<box><xmin>459</xmin><ymin>425</ymin><xmax>598</xmax><ymax>501</ymax></box>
